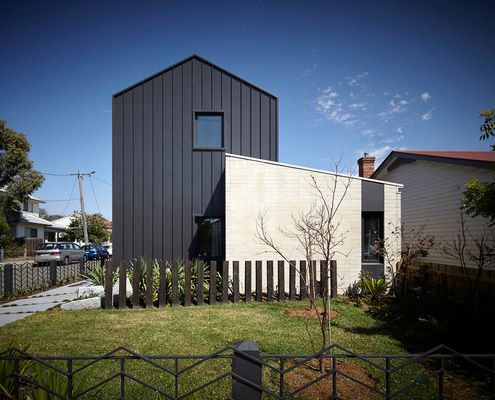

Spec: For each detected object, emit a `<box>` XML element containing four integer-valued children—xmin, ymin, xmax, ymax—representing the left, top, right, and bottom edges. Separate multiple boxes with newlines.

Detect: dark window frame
<box><xmin>193</xmin><ymin>111</ymin><xmax>225</xmax><ymax>151</ymax></box>
<box><xmin>193</xmin><ymin>214</ymin><xmax>224</xmax><ymax>262</ymax></box>
<box><xmin>361</xmin><ymin>212</ymin><xmax>384</xmax><ymax>264</ymax></box>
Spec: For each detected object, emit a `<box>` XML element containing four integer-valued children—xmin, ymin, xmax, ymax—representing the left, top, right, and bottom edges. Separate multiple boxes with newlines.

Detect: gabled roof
<box><xmin>18</xmin><ymin>211</ymin><xmax>53</xmax><ymax>227</ymax></box>
<box><xmin>113</xmin><ymin>54</ymin><xmax>277</xmax><ymax>99</ymax></box>
<box><xmin>372</xmin><ymin>150</ymin><xmax>495</xmax><ymax>179</ymax></box>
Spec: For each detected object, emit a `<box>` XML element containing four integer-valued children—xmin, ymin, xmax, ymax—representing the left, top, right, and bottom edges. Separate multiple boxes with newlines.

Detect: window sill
<box><xmin>193</xmin><ymin>147</ymin><xmax>225</xmax><ymax>152</ymax></box>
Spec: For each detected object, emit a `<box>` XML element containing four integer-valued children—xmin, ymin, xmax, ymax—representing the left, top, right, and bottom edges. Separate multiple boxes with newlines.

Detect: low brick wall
<box><xmin>404</xmin><ymin>260</ymin><xmax>495</xmax><ymax>301</ymax></box>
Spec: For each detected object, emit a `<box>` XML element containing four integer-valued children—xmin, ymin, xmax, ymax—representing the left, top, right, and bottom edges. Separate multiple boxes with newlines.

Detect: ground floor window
<box><xmin>24</xmin><ymin>227</ymin><xmax>38</xmax><ymax>238</ymax></box>
<box><xmin>362</xmin><ymin>212</ymin><xmax>383</xmax><ymax>263</ymax></box>
<box><xmin>194</xmin><ymin>216</ymin><xmax>223</xmax><ymax>261</ymax></box>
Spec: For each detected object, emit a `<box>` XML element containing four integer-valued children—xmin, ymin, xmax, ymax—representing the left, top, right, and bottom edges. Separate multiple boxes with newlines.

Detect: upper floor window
<box><xmin>194</xmin><ymin>112</ymin><xmax>223</xmax><ymax>149</ymax></box>
<box><xmin>23</xmin><ymin>201</ymin><xmax>33</xmax><ymax>213</ymax></box>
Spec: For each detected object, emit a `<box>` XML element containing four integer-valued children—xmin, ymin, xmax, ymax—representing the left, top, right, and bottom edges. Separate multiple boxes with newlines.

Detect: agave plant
<box><xmin>27</xmin><ymin>368</ymin><xmax>89</xmax><ymax>400</ymax></box>
<box><xmin>127</xmin><ymin>258</ymin><xmax>224</xmax><ymax>306</ymax></box>
<box><xmin>361</xmin><ymin>273</ymin><xmax>390</xmax><ymax>303</ymax></box>
<box><xmin>0</xmin><ymin>340</ymin><xmax>32</xmax><ymax>399</ymax></box>
<box><xmin>82</xmin><ymin>264</ymin><xmax>118</xmax><ymax>287</ymax></box>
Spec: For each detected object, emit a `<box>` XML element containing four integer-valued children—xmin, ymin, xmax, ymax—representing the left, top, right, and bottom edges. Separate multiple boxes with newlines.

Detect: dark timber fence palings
<box><xmin>103</xmin><ymin>259</ymin><xmax>338</xmax><ymax>309</ymax></box>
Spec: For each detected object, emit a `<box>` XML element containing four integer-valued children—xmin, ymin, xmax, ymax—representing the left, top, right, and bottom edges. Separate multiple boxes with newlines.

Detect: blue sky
<box><xmin>1</xmin><ymin>0</ymin><xmax>494</xmax><ymax>220</ymax></box>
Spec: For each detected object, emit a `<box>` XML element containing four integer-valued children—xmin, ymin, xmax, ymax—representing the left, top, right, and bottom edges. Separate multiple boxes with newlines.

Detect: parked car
<box><xmin>83</xmin><ymin>244</ymin><xmax>110</xmax><ymax>260</ymax></box>
<box><xmin>103</xmin><ymin>244</ymin><xmax>112</xmax><ymax>257</ymax></box>
<box><xmin>34</xmin><ymin>242</ymin><xmax>86</xmax><ymax>265</ymax></box>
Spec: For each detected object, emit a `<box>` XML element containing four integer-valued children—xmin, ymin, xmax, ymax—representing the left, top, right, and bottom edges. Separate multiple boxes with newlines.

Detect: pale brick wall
<box><xmin>225</xmin><ymin>154</ymin><xmax>402</xmax><ymax>294</ymax></box>
<box><xmin>383</xmin><ymin>184</ymin><xmax>402</xmax><ymax>277</ymax></box>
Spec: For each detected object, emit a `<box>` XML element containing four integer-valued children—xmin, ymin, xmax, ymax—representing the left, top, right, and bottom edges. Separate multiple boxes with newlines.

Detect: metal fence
<box><xmin>0</xmin><ymin>259</ymin><xmax>102</xmax><ymax>298</ymax></box>
<box><xmin>104</xmin><ymin>259</ymin><xmax>338</xmax><ymax>309</ymax></box>
<box><xmin>0</xmin><ymin>341</ymin><xmax>493</xmax><ymax>399</ymax></box>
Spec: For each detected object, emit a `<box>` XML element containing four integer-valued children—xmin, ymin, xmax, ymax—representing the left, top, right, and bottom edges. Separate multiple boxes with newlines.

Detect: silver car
<box><xmin>34</xmin><ymin>242</ymin><xmax>86</xmax><ymax>265</ymax></box>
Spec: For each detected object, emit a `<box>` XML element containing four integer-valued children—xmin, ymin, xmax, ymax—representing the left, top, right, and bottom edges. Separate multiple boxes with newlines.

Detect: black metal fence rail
<box><xmin>0</xmin><ymin>342</ymin><xmax>493</xmax><ymax>399</ymax></box>
<box><xmin>0</xmin><ymin>259</ymin><xmax>102</xmax><ymax>298</ymax></box>
<box><xmin>104</xmin><ymin>259</ymin><xmax>338</xmax><ymax>309</ymax></box>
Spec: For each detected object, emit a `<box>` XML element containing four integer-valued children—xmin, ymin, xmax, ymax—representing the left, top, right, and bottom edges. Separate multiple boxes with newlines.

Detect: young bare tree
<box><xmin>255</xmin><ymin>165</ymin><xmax>352</xmax><ymax>370</ymax></box>
<box><xmin>443</xmin><ymin>208</ymin><xmax>495</xmax><ymax>322</ymax></box>
<box><xmin>372</xmin><ymin>223</ymin><xmax>435</xmax><ymax>296</ymax></box>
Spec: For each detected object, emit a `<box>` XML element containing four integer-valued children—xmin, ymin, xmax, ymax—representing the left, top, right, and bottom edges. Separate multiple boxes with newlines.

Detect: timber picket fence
<box><xmin>103</xmin><ymin>259</ymin><xmax>338</xmax><ymax>309</ymax></box>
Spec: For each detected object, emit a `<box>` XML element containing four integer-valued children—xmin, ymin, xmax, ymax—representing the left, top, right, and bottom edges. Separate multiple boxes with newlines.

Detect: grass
<box><xmin>0</xmin><ymin>298</ymin><xmax>437</xmax><ymax>399</ymax></box>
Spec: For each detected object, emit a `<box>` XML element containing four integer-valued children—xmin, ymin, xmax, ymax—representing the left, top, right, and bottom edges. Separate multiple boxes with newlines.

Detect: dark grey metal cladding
<box><xmin>112</xmin><ymin>55</ymin><xmax>278</xmax><ymax>265</ymax></box>
<box><xmin>361</xmin><ymin>180</ymin><xmax>384</xmax><ymax>212</ymax></box>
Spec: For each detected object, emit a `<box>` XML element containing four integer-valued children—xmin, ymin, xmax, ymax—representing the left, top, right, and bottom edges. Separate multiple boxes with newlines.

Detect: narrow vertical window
<box><xmin>362</xmin><ymin>212</ymin><xmax>383</xmax><ymax>263</ymax></box>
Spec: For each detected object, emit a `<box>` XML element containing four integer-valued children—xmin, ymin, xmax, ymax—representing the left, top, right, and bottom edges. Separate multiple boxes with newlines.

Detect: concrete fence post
<box><xmin>23</xmin><ymin>248</ymin><xmax>27</xmax><ymax>258</ymax></box>
<box><xmin>232</xmin><ymin>340</ymin><xmax>262</xmax><ymax>400</ymax></box>
<box><xmin>0</xmin><ymin>248</ymin><xmax>4</xmax><ymax>262</ymax></box>
<box><xmin>79</xmin><ymin>258</ymin><xmax>85</xmax><ymax>276</ymax></box>
<box><xmin>3</xmin><ymin>264</ymin><xmax>14</xmax><ymax>297</ymax></box>
<box><xmin>49</xmin><ymin>260</ymin><xmax>57</xmax><ymax>286</ymax></box>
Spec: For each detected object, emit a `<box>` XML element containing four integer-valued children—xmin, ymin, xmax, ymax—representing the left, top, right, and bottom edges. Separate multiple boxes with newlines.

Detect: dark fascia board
<box><xmin>372</xmin><ymin>151</ymin><xmax>495</xmax><ymax>179</ymax></box>
<box><xmin>113</xmin><ymin>54</ymin><xmax>278</xmax><ymax>100</ymax></box>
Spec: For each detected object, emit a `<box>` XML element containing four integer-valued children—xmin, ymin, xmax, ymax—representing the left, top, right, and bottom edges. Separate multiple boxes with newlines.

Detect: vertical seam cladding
<box><xmin>171</xmin><ymin>68</ymin><xmax>174</xmax><ymax>258</ymax></box>
<box><xmin>162</xmin><ymin>72</ymin><xmax>165</xmax><ymax>260</ymax></box>
<box><xmin>151</xmin><ymin>81</ymin><xmax>154</xmax><ymax>259</ymax></box>
<box><xmin>142</xmin><ymin>86</ymin><xmax>145</xmax><ymax>256</ymax></box>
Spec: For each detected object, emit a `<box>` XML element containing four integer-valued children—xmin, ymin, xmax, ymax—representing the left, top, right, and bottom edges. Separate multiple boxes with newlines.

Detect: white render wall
<box><xmin>225</xmin><ymin>154</ymin><xmax>402</xmax><ymax>293</ymax></box>
<box><xmin>381</xmin><ymin>160</ymin><xmax>494</xmax><ymax>267</ymax></box>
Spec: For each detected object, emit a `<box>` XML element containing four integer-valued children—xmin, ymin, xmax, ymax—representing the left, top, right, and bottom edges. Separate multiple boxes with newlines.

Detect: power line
<box><xmin>61</xmin><ymin>177</ymin><xmax>78</xmax><ymax>216</ymax></box>
<box><xmin>42</xmin><ymin>198</ymin><xmax>79</xmax><ymax>202</ymax></box>
<box><xmin>92</xmin><ymin>176</ymin><xmax>112</xmax><ymax>186</ymax></box>
<box><xmin>88</xmin><ymin>176</ymin><xmax>101</xmax><ymax>214</ymax></box>
<box><xmin>40</xmin><ymin>172</ymin><xmax>73</xmax><ymax>176</ymax></box>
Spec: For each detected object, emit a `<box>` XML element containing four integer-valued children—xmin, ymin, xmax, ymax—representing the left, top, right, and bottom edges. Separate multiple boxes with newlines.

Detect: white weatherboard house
<box><xmin>372</xmin><ymin>150</ymin><xmax>495</xmax><ymax>268</ymax></box>
<box><xmin>0</xmin><ymin>190</ymin><xmax>64</xmax><ymax>241</ymax></box>
<box><xmin>225</xmin><ymin>154</ymin><xmax>402</xmax><ymax>293</ymax></box>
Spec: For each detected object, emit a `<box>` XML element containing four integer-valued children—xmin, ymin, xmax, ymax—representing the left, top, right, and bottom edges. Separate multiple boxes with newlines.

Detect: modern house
<box><xmin>372</xmin><ymin>150</ymin><xmax>495</xmax><ymax>268</ymax></box>
<box><xmin>112</xmin><ymin>55</ymin><xmax>278</xmax><ymax>264</ymax></box>
<box><xmin>112</xmin><ymin>56</ymin><xmax>402</xmax><ymax>291</ymax></box>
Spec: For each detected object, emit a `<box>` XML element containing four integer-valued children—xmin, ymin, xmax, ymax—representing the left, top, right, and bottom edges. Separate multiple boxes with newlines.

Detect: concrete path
<box><xmin>0</xmin><ymin>280</ymin><xmax>93</xmax><ymax>326</ymax></box>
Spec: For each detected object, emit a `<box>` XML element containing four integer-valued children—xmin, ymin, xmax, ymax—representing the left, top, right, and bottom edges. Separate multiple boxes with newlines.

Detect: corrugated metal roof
<box><xmin>395</xmin><ymin>150</ymin><xmax>495</xmax><ymax>163</ymax></box>
<box><xmin>372</xmin><ymin>150</ymin><xmax>495</xmax><ymax>179</ymax></box>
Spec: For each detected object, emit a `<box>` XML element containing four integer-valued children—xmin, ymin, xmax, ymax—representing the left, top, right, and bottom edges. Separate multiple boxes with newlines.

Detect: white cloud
<box><xmin>421</xmin><ymin>108</ymin><xmax>434</xmax><ymax>121</ymax></box>
<box><xmin>377</xmin><ymin>96</ymin><xmax>414</xmax><ymax>121</ymax></box>
<box><xmin>349</xmin><ymin>102</ymin><xmax>367</xmax><ymax>110</ymax></box>
<box><xmin>316</xmin><ymin>87</ymin><xmax>357</xmax><ymax>126</ymax></box>
<box><xmin>421</xmin><ymin>92</ymin><xmax>431</xmax><ymax>102</ymax></box>
<box><xmin>370</xmin><ymin>145</ymin><xmax>392</xmax><ymax>159</ymax></box>
<box><xmin>348</xmin><ymin>72</ymin><xmax>368</xmax><ymax>86</ymax></box>
<box><xmin>396</xmin><ymin>127</ymin><xmax>403</xmax><ymax>134</ymax></box>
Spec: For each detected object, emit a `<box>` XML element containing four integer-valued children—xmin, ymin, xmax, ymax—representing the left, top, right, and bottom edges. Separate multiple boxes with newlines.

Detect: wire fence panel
<box><xmin>0</xmin><ymin>258</ymin><xmax>107</xmax><ymax>299</ymax></box>
<box><xmin>0</xmin><ymin>343</ymin><xmax>493</xmax><ymax>400</ymax></box>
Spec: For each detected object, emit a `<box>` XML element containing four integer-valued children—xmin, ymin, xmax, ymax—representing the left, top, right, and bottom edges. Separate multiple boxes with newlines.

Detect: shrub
<box><xmin>82</xmin><ymin>264</ymin><xmax>117</xmax><ymax>287</ymax></box>
<box><xmin>361</xmin><ymin>273</ymin><xmax>390</xmax><ymax>303</ymax></box>
<box><xmin>127</xmin><ymin>258</ymin><xmax>224</xmax><ymax>306</ymax></box>
<box><xmin>0</xmin><ymin>340</ymin><xmax>32</xmax><ymax>399</ymax></box>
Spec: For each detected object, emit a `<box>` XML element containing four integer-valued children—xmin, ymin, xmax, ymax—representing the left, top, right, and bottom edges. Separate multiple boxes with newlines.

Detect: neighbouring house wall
<box><xmin>13</xmin><ymin>223</ymin><xmax>44</xmax><ymax>239</ymax></box>
<box><xmin>113</xmin><ymin>56</ymin><xmax>278</xmax><ymax>265</ymax></box>
<box><xmin>225</xmin><ymin>154</ymin><xmax>401</xmax><ymax>293</ymax></box>
<box><xmin>383</xmin><ymin>160</ymin><xmax>494</xmax><ymax>268</ymax></box>
<box><xmin>383</xmin><ymin>184</ymin><xmax>402</xmax><ymax>275</ymax></box>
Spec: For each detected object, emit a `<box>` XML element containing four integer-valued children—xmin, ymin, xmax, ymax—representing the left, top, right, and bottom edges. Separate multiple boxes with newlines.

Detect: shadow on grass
<box><xmin>365</xmin><ymin>292</ymin><xmax>495</xmax><ymax>354</ymax></box>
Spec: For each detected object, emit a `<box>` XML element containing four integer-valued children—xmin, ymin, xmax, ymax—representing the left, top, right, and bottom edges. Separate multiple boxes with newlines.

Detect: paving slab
<box><xmin>0</xmin><ymin>280</ymin><xmax>94</xmax><ymax>326</ymax></box>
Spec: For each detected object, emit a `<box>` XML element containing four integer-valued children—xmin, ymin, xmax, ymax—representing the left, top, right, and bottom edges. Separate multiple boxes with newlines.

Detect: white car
<box><xmin>103</xmin><ymin>244</ymin><xmax>113</xmax><ymax>257</ymax></box>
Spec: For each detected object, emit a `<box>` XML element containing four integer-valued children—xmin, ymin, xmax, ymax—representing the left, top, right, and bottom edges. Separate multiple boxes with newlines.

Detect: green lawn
<box><xmin>0</xmin><ymin>299</ymin><xmax>437</xmax><ymax>399</ymax></box>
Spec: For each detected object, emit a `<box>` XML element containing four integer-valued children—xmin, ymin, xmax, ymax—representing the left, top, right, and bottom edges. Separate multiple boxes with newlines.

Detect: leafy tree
<box><xmin>39</xmin><ymin>208</ymin><xmax>63</xmax><ymax>221</ymax></box>
<box><xmin>463</xmin><ymin>179</ymin><xmax>495</xmax><ymax>225</ymax></box>
<box><xmin>0</xmin><ymin>120</ymin><xmax>44</xmax><ymax>234</ymax></box>
<box><xmin>479</xmin><ymin>108</ymin><xmax>495</xmax><ymax>150</ymax></box>
<box><xmin>463</xmin><ymin>109</ymin><xmax>495</xmax><ymax>225</ymax></box>
<box><xmin>65</xmin><ymin>213</ymin><xmax>110</xmax><ymax>243</ymax></box>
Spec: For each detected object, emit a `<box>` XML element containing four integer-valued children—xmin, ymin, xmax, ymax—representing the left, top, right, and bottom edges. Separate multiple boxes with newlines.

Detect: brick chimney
<box><xmin>358</xmin><ymin>153</ymin><xmax>375</xmax><ymax>178</ymax></box>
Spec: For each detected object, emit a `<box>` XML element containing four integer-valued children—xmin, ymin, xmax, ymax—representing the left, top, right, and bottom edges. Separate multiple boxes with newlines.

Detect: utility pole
<box><xmin>72</xmin><ymin>171</ymin><xmax>95</xmax><ymax>245</ymax></box>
